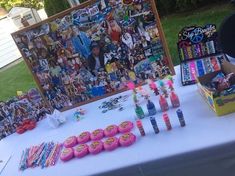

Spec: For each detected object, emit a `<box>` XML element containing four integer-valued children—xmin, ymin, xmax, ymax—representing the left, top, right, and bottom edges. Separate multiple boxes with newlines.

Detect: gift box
<box><xmin>197</xmin><ymin>61</ymin><xmax>235</xmax><ymax>116</ymax></box>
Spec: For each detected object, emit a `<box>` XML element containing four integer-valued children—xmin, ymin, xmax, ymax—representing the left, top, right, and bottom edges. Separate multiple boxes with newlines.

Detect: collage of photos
<box><xmin>0</xmin><ymin>89</ymin><xmax>50</xmax><ymax>140</ymax></box>
<box><xmin>12</xmin><ymin>0</ymin><xmax>173</xmax><ymax>110</ymax></box>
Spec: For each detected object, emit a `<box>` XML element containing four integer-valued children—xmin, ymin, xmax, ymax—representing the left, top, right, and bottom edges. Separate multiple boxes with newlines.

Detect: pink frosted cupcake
<box><xmin>104</xmin><ymin>137</ymin><xmax>119</xmax><ymax>151</ymax></box>
<box><xmin>90</xmin><ymin>129</ymin><xmax>104</xmax><ymax>141</ymax></box>
<box><xmin>74</xmin><ymin>144</ymin><xmax>89</xmax><ymax>158</ymax></box>
<box><xmin>118</xmin><ymin>121</ymin><xmax>134</xmax><ymax>133</ymax></box>
<box><xmin>77</xmin><ymin>131</ymin><xmax>91</xmax><ymax>144</ymax></box>
<box><xmin>104</xmin><ymin>125</ymin><xmax>119</xmax><ymax>137</ymax></box>
<box><xmin>89</xmin><ymin>141</ymin><xmax>103</xmax><ymax>155</ymax></box>
<box><xmin>64</xmin><ymin>136</ymin><xmax>77</xmax><ymax>148</ymax></box>
<box><xmin>119</xmin><ymin>133</ymin><xmax>136</xmax><ymax>147</ymax></box>
<box><xmin>60</xmin><ymin>148</ymin><xmax>74</xmax><ymax>162</ymax></box>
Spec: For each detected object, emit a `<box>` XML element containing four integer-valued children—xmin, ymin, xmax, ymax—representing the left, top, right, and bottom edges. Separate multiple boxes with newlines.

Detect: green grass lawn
<box><xmin>0</xmin><ymin>2</ymin><xmax>234</xmax><ymax>101</ymax></box>
<box><xmin>162</xmin><ymin>2</ymin><xmax>235</xmax><ymax>65</ymax></box>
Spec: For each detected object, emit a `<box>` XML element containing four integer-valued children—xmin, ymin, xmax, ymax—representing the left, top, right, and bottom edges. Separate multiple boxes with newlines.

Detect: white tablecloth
<box><xmin>1</xmin><ymin>66</ymin><xmax>235</xmax><ymax>176</ymax></box>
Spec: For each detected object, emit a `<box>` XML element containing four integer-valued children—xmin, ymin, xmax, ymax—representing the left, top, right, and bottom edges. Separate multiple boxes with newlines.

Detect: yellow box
<box><xmin>197</xmin><ymin>61</ymin><xmax>235</xmax><ymax>116</ymax></box>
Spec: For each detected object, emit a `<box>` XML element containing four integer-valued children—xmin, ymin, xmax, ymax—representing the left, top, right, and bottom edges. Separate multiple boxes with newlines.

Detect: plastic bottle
<box><xmin>147</xmin><ymin>100</ymin><xmax>157</xmax><ymax>116</ymax></box>
<box><xmin>170</xmin><ymin>92</ymin><xmax>180</xmax><ymax>108</ymax></box>
<box><xmin>159</xmin><ymin>95</ymin><xmax>169</xmax><ymax>112</ymax></box>
<box><xmin>135</xmin><ymin>104</ymin><xmax>145</xmax><ymax>119</ymax></box>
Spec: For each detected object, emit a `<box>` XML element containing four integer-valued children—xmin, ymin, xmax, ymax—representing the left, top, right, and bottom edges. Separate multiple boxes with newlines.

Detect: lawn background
<box><xmin>0</xmin><ymin>2</ymin><xmax>234</xmax><ymax>101</ymax></box>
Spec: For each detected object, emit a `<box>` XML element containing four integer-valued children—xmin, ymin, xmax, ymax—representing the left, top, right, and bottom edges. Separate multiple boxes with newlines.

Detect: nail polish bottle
<box><xmin>159</xmin><ymin>95</ymin><xmax>169</xmax><ymax>112</ymax></box>
<box><xmin>135</xmin><ymin>104</ymin><xmax>145</xmax><ymax>119</ymax></box>
<box><xmin>170</xmin><ymin>92</ymin><xmax>180</xmax><ymax>108</ymax></box>
<box><xmin>147</xmin><ymin>100</ymin><xmax>157</xmax><ymax>116</ymax></box>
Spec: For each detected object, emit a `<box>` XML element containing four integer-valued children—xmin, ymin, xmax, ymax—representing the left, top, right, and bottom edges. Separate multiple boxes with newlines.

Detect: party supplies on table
<box><xmin>197</xmin><ymin>61</ymin><xmax>235</xmax><ymax>116</ymax></box>
<box><xmin>177</xmin><ymin>24</ymin><xmax>228</xmax><ymax>86</ymax></box>
<box><xmin>19</xmin><ymin>142</ymin><xmax>62</xmax><ymax>170</ymax></box>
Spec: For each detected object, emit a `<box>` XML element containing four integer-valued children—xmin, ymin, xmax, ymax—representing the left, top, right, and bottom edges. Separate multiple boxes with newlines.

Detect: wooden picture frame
<box><xmin>12</xmin><ymin>0</ymin><xmax>175</xmax><ymax>111</ymax></box>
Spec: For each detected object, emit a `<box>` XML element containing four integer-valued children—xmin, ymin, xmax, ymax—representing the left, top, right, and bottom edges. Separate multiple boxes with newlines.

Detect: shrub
<box><xmin>44</xmin><ymin>0</ymin><xmax>70</xmax><ymax>17</ymax></box>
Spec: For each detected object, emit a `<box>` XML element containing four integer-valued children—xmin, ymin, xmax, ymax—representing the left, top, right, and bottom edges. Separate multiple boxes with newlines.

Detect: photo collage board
<box><xmin>12</xmin><ymin>0</ymin><xmax>174</xmax><ymax>111</ymax></box>
<box><xmin>0</xmin><ymin>89</ymin><xmax>50</xmax><ymax>140</ymax></box>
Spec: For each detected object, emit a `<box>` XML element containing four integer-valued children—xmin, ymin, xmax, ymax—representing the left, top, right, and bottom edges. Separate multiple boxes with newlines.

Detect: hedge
<box><xmin>44</xmin><ymin>0</ymin><xmax>229</xmax><ymax>17</ymax></box>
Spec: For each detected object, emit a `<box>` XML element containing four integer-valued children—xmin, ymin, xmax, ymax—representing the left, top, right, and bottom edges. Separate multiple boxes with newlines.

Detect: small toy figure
<box><xmin>167</xmin><ymin>75</ymin><xmax>174</xmax><ymax>83</ymax></box>
<box><xmin>74</xmin><ymin>108</ymin><xmax>86</xmax><ymax>121</ymax></box>
<box><xmin>167</xmin><ymin>80</ymin><xmax>174</xmax><ymax>91</ymax></box>
<box><xmin>132</xmin><ymin>90</ymin><xmax>138</xmax><ymax>104</ymax></box>
<box><xmin>161</xmin><ymin>86</ymin><xmax>169</xmax><ymax>98</ymax></box>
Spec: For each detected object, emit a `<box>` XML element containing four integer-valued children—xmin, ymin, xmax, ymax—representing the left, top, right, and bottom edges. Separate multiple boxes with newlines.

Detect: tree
<box><xmin>0</xmin><ymin>0</ymin><xmax>44</xmax><ymax>11</ymax></box>
<box><xmin>44</xmin><ymin>0</ymin><xmax>70</xmax><ymax>17</ymax></box>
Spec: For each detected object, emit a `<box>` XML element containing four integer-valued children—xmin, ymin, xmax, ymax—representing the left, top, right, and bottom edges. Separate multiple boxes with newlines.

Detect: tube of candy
<box><xmin>150</xmin><ymin>117</ymin><xmax>160</xmax><ymax>134</ymax></box>
<box><xmin>136</xmin><ymin>120</ymin><xmax>145</xmax><ymax>136</ymax></box>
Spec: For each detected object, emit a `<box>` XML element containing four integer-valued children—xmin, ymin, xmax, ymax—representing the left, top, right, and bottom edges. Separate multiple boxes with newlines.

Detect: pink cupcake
<box><xmin>74</xmin><ymin>144</ymin><xmax>89</xmax><ymax>158</ymax></box>
<box><xmin>104</xmin><ymin>125</ymin><xmax>119</xmax><ymax>137</ymax></box>
<box><xmin>90</xmin><ymin>129</ymin><xmax>104</xmax><ymax>141</ymax></box>
<box><xmin>77</xmin><ymin>131</ymin><xmax>91</xmax><ymax>144</ymax></box>
<box><xmin>119</xmin><ymin>133</ymin><xmax>136</xmax><ymax>147</ymax></box>
<box><xmin>118</xmin><ymin>121</ymin><xmax>134</xmax><ymax>133</ymax></box>
<box><xmin>60</xmin><ymin>148</ymin><xmax>74</xmax><ymax>162</ymax></box>
<box><xmin>64</xmin><ymin>136</ymin><xmax>77</xmax><ymax>148</ymax></box>
<box><xmin>89</xmin><ymin>141</ymin><xmax>103</xmax><ymax>155</ymax></box>
<box><xmin>104</xmin><ymin>137</ymin><xmax>119</xmax><ymax>151</ymax></box>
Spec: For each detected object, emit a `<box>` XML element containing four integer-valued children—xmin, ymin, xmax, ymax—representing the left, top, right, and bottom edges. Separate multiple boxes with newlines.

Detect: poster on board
<box><xmin>12</xmin><ymin>0</ymin><xmax>174</xmax><ymax>111</ymax></box>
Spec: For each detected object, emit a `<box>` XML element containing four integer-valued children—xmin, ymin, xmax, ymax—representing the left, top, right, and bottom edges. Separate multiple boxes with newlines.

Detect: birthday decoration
<box><xmin>12</xmin><ymin>0</ymin><xmax>174</xmax><ymax>111</ymax></box>
<box><xmin>177</xmin><ymin>24</ymin><xmax>228</xmax><ymax>86</ymax></box>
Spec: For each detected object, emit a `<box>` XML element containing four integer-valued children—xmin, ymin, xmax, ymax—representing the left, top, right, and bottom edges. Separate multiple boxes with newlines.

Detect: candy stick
<box><xmin>54</xmin><ymin>144</ymin><xmax>62</xmax><ymax>165</ymax></box>
<box><xmin>51</xmin><ymin>144</ymin><xmax>61</xmax><ymax>166</ymax></box>
<box><xmin>46</xmin><ymin>144</ymin><xmax>57</xmax><ymax>167</ymax></box>
<box><xmin>51</xmin><ymin>144</ymin><xmax>62</xmax><ymax>166</ymax></box>
<box><xmin>44</xmin><ymin>142</ymin><xmax>55</xmax><ymax>168</ymax></box>
<box><xmin>19</xmin><ymin>150</ymin><xmax>25</xmax><ymax>171</ymax></box>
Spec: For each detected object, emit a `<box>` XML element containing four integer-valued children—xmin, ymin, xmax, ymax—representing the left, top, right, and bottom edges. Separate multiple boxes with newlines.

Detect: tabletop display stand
<box><xmin>12</xmin><ymin>0</ymin><xmax>174</xmax><ymax>111</ymax></box>
<box><xmin>177</xmin><ymin>24</ymin><xmax>228</xmax><ymax>86</ymax></box>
